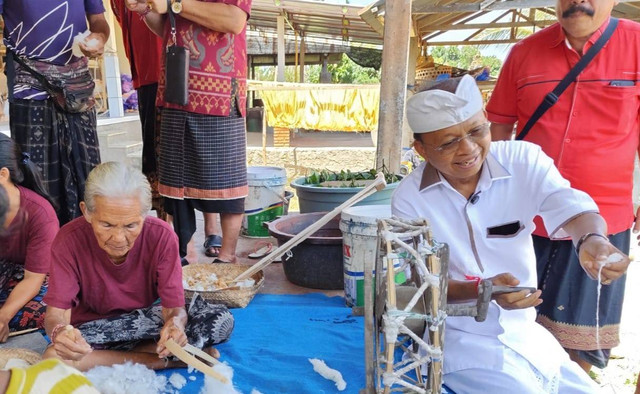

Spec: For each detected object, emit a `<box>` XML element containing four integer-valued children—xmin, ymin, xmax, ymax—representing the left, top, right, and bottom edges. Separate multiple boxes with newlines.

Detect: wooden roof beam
<box><xmin>413</xmin><ymin>0</ymin><xmax>637</xmax><ymax>14</ymax></box>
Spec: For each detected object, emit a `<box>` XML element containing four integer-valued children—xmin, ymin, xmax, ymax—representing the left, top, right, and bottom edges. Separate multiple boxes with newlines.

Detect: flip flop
<box><xmin>204</xmin><ymin>234</ymin><xmax>223</xmax><ymax>258</ymax></box>
<box><xmin>248</xmin><ymin>241</ymin><xmax>274</xmax><ymax>259</ymax></box>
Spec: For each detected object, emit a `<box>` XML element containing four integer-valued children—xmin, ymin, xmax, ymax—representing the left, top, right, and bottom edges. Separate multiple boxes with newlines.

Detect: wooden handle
<box><xmin>164</xmin><ymin>339</ymin><xmax>228</xmax><ymax>384</ymax></box>
<box><xmin>8</xmin><ymin>328</ymin><xmax>40</xmax><ymax>338</ymax></box>
<box><xmin>233</xmin><ymin>173</ymin><xmax>387</xmax><ymax>282</ymax></box>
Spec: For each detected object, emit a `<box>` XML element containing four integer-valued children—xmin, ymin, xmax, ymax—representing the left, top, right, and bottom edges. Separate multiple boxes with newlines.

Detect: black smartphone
<box><xmin>492</xmin><ymin>286</ymin><xmax>537</xmax><ymax>295</ymax></box>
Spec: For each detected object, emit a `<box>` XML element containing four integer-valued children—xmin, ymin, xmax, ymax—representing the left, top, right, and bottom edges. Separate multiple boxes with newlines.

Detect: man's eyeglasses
<box><xmin>428</xmin><ymin>122</ymin><xmax>490</xmax><ymax>153</ymax></box>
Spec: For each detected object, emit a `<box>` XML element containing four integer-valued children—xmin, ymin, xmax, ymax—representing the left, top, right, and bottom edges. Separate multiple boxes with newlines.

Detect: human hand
<box><xmin>633</xmin><ymin>207</ymin><xmax>640</xmax><ymax>245</ymax></box>
<box><xmin>53</xmin><ymin>326</ymin><xmax>93</xmax><ymax>362</ymax></box>
<box><xmin>157</xmin><ymin>317</ymin><xmax>187</xmax><ymax>358</ymax></box>
<box><xmin>79</xmin><ymin>33</ymin><xmax>106</xmax><ymax>58</ymax></box>
<box><xmin>488</xmin><ymin>272</ymin><xmax>542</xmax><ymax>310</ymax></box>
<box><xmin>578</xmin><ymin>236</ymin><xmax>630</xmax><ymax>285</ymax></box>
<box><xmin>144</xmin><ymin>0</ymin><xmax>168</xmax><ymax>14</ymax></box>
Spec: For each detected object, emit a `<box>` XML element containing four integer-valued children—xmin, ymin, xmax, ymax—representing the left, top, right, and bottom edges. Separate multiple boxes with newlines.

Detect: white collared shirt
<box><xmin>391</xmin><ymin>140</ymin><xmax>598</xmax><ymax>377</ymax></box>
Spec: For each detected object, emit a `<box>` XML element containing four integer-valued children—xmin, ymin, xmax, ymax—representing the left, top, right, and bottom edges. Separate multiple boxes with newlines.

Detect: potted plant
<box><xmin>291</xmin><ymin>168</ymin><xmax>402</xmax><ymax>213</ymax></box>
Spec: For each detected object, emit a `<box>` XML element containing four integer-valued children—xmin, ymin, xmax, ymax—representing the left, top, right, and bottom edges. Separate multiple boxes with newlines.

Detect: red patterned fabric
<box><xmin>156</xmin><ymin>0</ymin><xmax>251</xmax><ymax>117</ymax></box>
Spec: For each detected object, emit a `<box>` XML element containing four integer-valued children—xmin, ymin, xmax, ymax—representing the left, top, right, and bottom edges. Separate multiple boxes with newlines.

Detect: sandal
<box><xmin>248</xmin><ymin>241</ymin><xmax>274</xmax><ymax>259</ymax></box>
<box><xmin>211</xmin><ymin>258</ymin><xmax>233</xmax><ymax>264</ymax></box>
<box><xmin>203</xmin><ymin>234</ymin><xmax>223</xmax><ymax>258</ymax></box>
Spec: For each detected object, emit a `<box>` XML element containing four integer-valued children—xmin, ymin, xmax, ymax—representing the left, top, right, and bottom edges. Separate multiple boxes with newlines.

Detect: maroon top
<box><xmin>0</xmin><ymin>186</ymin><xmax>58</xmax><ymax>274</ymax></box>
<box><xmin>110</xmin><ymin>0</ymin><xmax>163</xmax><ymax>89</ymax></box>
<box><xmin>44</xmin><ymin>216</ymin><xmax>185</xmax><ymax>326</ymax></box>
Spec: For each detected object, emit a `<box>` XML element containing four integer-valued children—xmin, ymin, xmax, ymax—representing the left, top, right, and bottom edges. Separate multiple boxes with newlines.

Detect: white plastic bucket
<box><xmin>243</xmin><ymin>166</ymin><xmax>288</xmax><ymax>237</ymax></box>
<box><xmin>339</xmin><ymin>205</ymin><xmax>406</xmax><ymax>307</ymax></box>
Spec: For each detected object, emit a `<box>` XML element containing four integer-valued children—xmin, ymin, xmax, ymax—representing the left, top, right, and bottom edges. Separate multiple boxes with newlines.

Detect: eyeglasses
<box><xmin>429</xmin><ymin>122</ymin><xmax>490</xmax><ymax>153</ymax></box>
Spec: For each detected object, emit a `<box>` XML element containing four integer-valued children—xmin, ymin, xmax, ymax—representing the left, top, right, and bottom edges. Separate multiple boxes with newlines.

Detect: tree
<box><xmin>429</xmin><ymin>46</ymin><xmax>502</xmax><ymax>76</ymax></box>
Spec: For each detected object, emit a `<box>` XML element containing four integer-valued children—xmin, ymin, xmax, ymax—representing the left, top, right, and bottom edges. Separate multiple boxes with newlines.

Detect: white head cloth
<box><xmin>406</xmin><ymin>74</ymin><xmax>483</xmax><ymax>134</ymax></box>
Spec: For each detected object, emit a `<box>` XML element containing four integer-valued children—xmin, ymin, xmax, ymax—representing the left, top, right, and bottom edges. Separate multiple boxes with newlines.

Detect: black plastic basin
<box><xmin>267</xmin><ymin>212</ymin><xmax>344</xmax><ymax>290</ymax></box>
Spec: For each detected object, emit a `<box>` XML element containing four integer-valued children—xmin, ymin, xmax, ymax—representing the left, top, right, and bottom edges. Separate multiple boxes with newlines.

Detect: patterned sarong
<box><xmin>77</xmin><ymin>295</ymin><xmax>234</xmax><ymax>351</ymax></box>
<box><xmin>0</xmin><ymin>260</ymin><xmax>47</xmax><ymax>331</ymax></box>
<box><xmin>535</xmin><ymin>230</ymin><xmax>628</xmax><ymax>368</ymax></box>
<box><xmin>10</xmin><ymin>98</ymin><xmax>101</xmax><ymax>225</ymax></box>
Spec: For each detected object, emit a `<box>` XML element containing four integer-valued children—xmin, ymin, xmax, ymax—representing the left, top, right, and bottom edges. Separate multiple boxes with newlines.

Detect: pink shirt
<box><xmin>0</xmin><ymin>186</ymin><xmax>58</xmax><ymax>274</ymax></box>
<box><xmin>44</xmin><ymin>216</ymin><xmax>184</xmax><ymax>326</ymax></box>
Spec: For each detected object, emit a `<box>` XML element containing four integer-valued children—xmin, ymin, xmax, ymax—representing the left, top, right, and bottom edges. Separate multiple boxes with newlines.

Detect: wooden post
<box><xmin>300</xmin><ymin>35</ymin><xmax>306</xmax><ymax>83</ymax></box>
<box><xmin>375</xmin><ymin>0</ymin><xmax>412</xmax><ymax>174</ymax></box>
<box><xmin>277</xmin><ymin>15</ymin><xmax>286</xmax><ymax>82</ymax></box>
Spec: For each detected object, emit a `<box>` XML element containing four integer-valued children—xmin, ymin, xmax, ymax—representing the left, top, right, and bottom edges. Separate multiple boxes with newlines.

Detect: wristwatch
<box><xmin>171</xmin><ymin>0</ymin><xmax>183</xmax><ymax>14</ymax></box>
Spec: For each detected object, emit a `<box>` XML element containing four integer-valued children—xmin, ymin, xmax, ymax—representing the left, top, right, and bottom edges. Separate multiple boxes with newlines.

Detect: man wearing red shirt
<box><xmin>42</xmin><ymin>162</ymin><xmax>233</xmax><ymax>370</ymax></box>
<box><xmin>487</xmin><ymin>0</ymin><xmax>640</xmax><ymax>373</ymax></box>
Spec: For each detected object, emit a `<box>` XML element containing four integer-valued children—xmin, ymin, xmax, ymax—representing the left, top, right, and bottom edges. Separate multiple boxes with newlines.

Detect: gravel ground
<box><xmin>597</xmin><ymin>237</ymin><xmax>640</xmax><ymax>393</ymax></box>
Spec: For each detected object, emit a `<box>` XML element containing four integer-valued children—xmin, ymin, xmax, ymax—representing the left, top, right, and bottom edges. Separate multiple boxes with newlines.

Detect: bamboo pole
<box><xmin>233</xmin><ymin>174</ymin><xmax>387</xmax><ymax>282</ymax></box>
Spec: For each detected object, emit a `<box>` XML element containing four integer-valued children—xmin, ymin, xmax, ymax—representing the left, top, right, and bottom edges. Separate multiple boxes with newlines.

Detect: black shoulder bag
<box><xmin>164</xmin><ymin>0</ymin><xmax>190</xmax><ymax>106</ymax></box>
<box><xmin>515</xmin><ymin>18</ymin><xmax>619</xmax><ymax>140</ymax></box>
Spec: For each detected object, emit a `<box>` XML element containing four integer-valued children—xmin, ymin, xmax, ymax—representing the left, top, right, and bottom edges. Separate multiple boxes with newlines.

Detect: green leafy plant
<box><xmin>304</xmin><ymin>167</ymin><xmax>400</xmax><ymax>187</ymax></box>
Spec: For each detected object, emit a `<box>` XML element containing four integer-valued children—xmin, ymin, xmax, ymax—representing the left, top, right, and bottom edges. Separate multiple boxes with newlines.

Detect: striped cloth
<box><xmin>10</xmin><ymin>99</ymin><xmax>101</xmax><ymax>225</ymax></box>
<box><xmin>7</xmin><ymin>359</ymin><xmax>98</xmax><ymax>393</ymax></box>
<box><xmin>158</xmin><ymin>107</ymin><xmax>248</xmax><ymax>200</ymax></box>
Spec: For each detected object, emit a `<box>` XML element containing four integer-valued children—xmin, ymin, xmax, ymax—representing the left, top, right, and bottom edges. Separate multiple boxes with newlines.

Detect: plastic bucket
<box><xmin>339</xmin><ymin>205</ymin><xmax>406</xmax><ymax>307</ymax></box>
<box><xmin>243</xmin><ymin>166</ymin><xmax>287</xmax><ymax>237</ymax></box>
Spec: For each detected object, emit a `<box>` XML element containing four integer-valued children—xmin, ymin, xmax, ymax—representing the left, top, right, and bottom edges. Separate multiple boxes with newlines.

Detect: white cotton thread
<box><xmin>595</xmin><ymin>253</ymin><xmax>623</xmax><ymax>350</ymax></box>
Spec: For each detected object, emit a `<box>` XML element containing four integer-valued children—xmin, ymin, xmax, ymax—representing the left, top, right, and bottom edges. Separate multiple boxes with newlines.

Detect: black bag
<box><xmin>164</xmin><ymin>45</ymin><xmax>190</xmax><ymax>106</ymax></box>
<box><xmin>164</xmin><ymin>4</ymin><xmax>190</xmax><ymax>106</ymax></box>
<box><xmin>10</xmin><ymin>51</ymin><xmax>96</xmax><ymax>113</ymax></box>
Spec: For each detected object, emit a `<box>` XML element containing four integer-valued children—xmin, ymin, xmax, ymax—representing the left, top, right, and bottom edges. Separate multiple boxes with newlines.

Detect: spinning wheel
<box><xmin>364</xmin><ymin>217</ymin><xmax>493</xmax><ymax>394</ymax></box>
<box><xmin>364</xmin><ymin>217</ymin><xmax>448</xmax><ymax>393</ymax></box>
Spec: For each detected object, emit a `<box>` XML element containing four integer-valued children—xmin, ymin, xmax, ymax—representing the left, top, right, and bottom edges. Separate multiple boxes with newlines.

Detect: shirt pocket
<box><xmin>592</xmin><ymin>80</ymin><xmax>640</xmax><ymax>135</ymax></box>
<box><xmin>486</xmin><ymin>220</ymin><xmax>525</xmax><ymax>238</ymax></box>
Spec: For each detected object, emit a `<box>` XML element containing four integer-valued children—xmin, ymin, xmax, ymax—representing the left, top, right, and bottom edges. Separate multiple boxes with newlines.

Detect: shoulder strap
<box><xmin>515</xmin><ymin>17</ymin><xmax>618</xmax><ymax>141</ymax></box>
<box><xmin>6</xmin><ymin>48</ymin><xmax>57</xmax><ymax>91</ymax></box>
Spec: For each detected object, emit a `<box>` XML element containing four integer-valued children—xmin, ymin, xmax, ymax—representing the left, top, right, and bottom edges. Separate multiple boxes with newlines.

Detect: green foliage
<box><xmin>304</xmin><ymin>167</ymin><xmax>399</xmax><ymax>187</ymax></box>
<box><xmin>346</xmin><ymin>47</ymin><xmax>382</xmax><ymax>70</ymax></box>
<box><xmin>429</xmin><ymin>46</ymin><xmax>502</xmax><ymax>76</ymax></box>
<box><xmin>328</xmin><ymin>53</ymin><xmax>380</xmax><ymax>84</ymax></box>
<box><xmin>252</xmin><ymin>54</ymin><xmax>380</xmax><ymax>84</ymax></box>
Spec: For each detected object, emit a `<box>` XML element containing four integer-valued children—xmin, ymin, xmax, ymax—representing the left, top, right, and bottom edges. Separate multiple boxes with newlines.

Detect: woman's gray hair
<box><xmin>84</xmin><ymin>161</ymin><xmax>152</xmax><ymax>214</ymax></box>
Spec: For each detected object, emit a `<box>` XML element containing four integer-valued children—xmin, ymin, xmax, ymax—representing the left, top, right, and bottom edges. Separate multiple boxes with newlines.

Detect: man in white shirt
<box><xmin>391</xmin><ymin>75</ymin><xmax>629</xmax><ymax>393</ymax></box>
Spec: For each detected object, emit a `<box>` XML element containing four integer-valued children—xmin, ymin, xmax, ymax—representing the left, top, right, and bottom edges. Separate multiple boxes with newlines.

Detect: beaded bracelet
<box><xmin>137</xmin><ymin>3</ymin><xmax>153</xmax><ymax>19</ymax></box>
<box><xmin>464</xmin><ymin>275</ymin><xmax>482</xmax><ymax>295</ymax></box>
<box><xmin>575</xmin><ymin>232</ymin><xmax>608</xmax><ymax>256</ymax></box>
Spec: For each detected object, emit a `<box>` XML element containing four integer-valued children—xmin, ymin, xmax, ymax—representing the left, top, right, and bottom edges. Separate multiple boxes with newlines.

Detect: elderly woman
<box><xmin>43</xmin><ymin>162</ymin><xmax>233</xmax><ymax>370</ymax></box>
<box><xmin>0</xmin><ymin>134</ymin><xmax>58</xmax><ymax>341</ymax></box>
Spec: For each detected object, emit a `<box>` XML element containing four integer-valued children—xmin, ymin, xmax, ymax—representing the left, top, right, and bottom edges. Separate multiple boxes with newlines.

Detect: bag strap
<box><xmin>515</xmin><ymin>17</ymin><xmax>618</xmax><ymax>141</ymax></box>
<box><xmin>6</xmin><ymin>48</ymin><xmax>58</xmax><ymax>92</ymax></box>
<box><xmin>168</xmin><ymin>0</ymin><xmax>178</xmax><ymax>45</ymax></box>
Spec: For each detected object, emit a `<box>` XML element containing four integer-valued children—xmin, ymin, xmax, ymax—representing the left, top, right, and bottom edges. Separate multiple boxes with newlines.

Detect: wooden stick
<box><xmin>233</xmin><ymin>173</ymin><xmax>387</xmax><ymax>282</ymax></box>
<box><xmin>183</xmin><ymin>343</ymin><xmax>220</xmax><ymax>365</ymax></box>
<box><xmin>164</xmin><ymin>339</ymin><xmax>228</xmax><ymax>384</ymax></box>
<box><xmin>8</xmin><ymin>328</ymin><xmax>40</xmax><ymax>338</ymax></box>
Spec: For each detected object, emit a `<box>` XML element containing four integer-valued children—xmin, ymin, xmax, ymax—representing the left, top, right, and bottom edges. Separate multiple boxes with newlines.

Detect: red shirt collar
<box><xmin>551</xmin><ymin>16</ymin><xmax>612</xmax><ymax>51</ymax></box>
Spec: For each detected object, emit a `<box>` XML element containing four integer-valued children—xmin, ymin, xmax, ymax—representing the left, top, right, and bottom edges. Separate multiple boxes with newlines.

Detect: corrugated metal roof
<box><xmin>249</xmin><ymin>0</ymin><xmax>384</xmax><ymax>47</ymax></box>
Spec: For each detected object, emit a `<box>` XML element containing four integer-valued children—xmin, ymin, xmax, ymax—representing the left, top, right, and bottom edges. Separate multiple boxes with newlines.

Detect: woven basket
<box><xmin>183</xmin><ymin>263</ymin><xmax>264</xmax><ymax>308</ymax></box>
<box><xmin>0</xmin><ymin>348</ymin><xmax>42</xmax><ymax>368</ymax></box>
